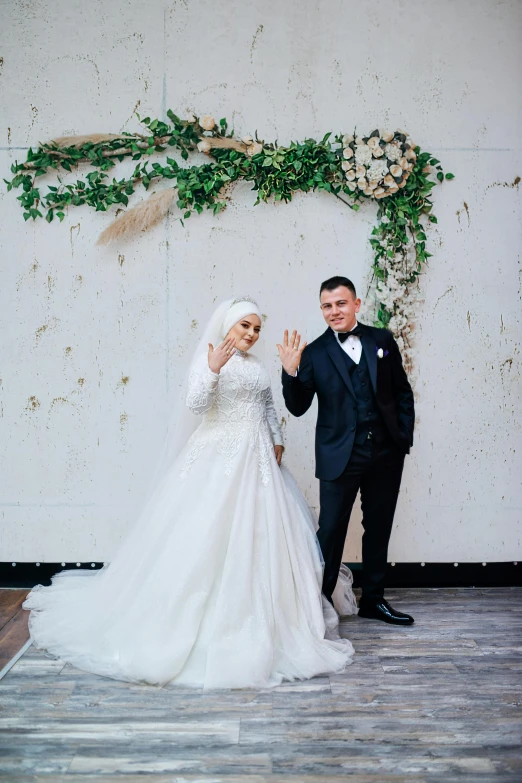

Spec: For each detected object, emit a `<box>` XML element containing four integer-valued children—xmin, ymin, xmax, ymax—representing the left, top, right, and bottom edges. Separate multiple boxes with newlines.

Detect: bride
<box><xmin>24</xmin><ymin>297</ymin><xmax>356</xmax><ymax>689</ymax></box>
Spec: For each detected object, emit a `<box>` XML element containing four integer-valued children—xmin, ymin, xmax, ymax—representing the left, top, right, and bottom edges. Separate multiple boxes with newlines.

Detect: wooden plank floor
<box><xmin>0</xmin><ymin>589</ymin><xmax>29</xmax><ymax>674</ymax></box>
<box><xmin>0</xmin><ymin>587</ymin><xmax>521</xmax><ymax>782</ymax></box>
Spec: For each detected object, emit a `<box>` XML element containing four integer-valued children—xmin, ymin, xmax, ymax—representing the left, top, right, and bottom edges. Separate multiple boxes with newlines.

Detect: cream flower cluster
<box><xmin>362</xmin><ymin>234</ymin><xmax>422</xmax><ymax>370</ymax></box>
<box><xmin>342</xmin><ymin>130</ymin><xmax>417</xmax><ymax>199</ymax></box>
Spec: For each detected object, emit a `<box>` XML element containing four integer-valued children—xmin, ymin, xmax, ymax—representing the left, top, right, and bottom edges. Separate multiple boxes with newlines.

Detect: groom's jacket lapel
<box><xmin>323</xmin><ymin>328</ymin><xmax>356</xmax><ymax>400</ymax></box>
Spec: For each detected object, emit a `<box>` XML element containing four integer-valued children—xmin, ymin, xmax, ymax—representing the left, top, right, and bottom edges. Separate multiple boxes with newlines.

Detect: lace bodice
<box><xmin>182</xmin><ymin>351</ymin><xmax>284</xmax><ymax>485</ymax></box>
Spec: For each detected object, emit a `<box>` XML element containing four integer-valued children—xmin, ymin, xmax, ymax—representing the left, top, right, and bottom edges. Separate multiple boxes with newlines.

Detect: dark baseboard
<box><xmin>349</xmin><ymin>561</ymin><xmax>521</xmax><ymax>588</ymax></box>
<box><xmin>1</xmin><ymin>561</ymin><xmax>520</xmax><ymax>589</ymax></box>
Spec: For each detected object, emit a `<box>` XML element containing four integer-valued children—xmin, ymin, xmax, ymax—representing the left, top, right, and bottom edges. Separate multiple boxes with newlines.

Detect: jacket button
<box><xmin>351</xmin><ymin>426</ymin><xmax>355</xmax><ymax>432</ymax></box>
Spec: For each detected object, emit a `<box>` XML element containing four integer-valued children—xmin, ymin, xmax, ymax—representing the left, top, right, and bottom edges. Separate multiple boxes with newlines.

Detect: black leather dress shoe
<box><xmin>358</xmin><ymin>597</ymin><xmax>414</xmax><ymax>625</ymax></box>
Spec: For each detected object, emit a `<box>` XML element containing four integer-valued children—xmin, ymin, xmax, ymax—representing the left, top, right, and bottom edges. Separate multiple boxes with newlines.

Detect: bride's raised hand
<box><xmin>208</xmin><ymin>337</ymin><xmax>236</xmax><ymax>373</ymax></box>
<box><xmin>276</xmin><ymin>330</ymin><xmax>307</xmax><ymax>377</ymax></box>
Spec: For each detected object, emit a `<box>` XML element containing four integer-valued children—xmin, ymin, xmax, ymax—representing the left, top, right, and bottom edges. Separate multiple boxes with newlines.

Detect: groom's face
<box><xmin>320</xmin><ymin>286</ymin><xmax>361</xmax><ymax>332</ymax></box>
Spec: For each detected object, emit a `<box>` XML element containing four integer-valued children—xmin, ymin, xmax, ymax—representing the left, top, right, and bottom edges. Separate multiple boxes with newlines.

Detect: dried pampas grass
<box><xmin>97</xmin><ymin>189</ymin><xmax>176</xmax><ymax>245</ymax></box>
<box><xmin>203</xmin><ymin>137</ymin><xmax>248</xmax><ymax>153</ymax></box>
<box><xmin>49</xmin><ymin>133</ymin><xmax>127</xmax><ymax>148</ymax></box>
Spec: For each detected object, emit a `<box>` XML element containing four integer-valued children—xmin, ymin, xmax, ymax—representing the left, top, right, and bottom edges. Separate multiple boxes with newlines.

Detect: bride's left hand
<box><xmin>274</xmin><ymin>445</ymin><xmax>284</xmax><ymax>466</ymax></box>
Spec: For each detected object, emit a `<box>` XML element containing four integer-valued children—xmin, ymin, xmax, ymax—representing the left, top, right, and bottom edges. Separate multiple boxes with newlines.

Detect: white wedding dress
<box><xmin>24</xmin><ymin>348</ymin><xmax>356</xmax><ymax>689</ymax></box>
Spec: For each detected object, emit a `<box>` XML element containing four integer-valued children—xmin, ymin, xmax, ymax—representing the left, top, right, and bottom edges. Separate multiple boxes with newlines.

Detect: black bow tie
<box><xmin>338</xmin><ymin>326</ymin><xmax>362</xmax><ymax>343</ymax></box>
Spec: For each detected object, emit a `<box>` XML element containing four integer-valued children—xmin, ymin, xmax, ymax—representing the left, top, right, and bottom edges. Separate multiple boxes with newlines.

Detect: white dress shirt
<box><xmin>336</xmin><ymin>320</ymin><xmax>362</xmax><ymax>364</ymax></box>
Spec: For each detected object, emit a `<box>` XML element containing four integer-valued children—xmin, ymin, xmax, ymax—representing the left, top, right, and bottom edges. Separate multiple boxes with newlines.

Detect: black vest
<box><xmin>342</xmin><ymin>349</ymin><xmax>388</xmax><ymax>445</ymax></box>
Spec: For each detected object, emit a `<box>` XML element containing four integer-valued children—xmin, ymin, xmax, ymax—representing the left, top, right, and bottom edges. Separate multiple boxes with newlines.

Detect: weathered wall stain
<box><xmin>250</xmin><ymin>24</ymin><xmax>264</xmax><ymax>62</ymax></box>
<box><xmin>456</xmin><ymin>201</ymin><xmax>470</xmax><ymax>226</ymax></box>
<box><xmin>50</xmin><ymin>396</ymin><xmax>68</xmax><ymax>407</ymax></box>
<box><xmin>120</xmin><ymin>412</ymin><xmax>128</xmax><ymax>431</ymax></box>
<box><xmin>35</xmin><ymin>324</ymin><xmax>48</xmax><ymax>343</ymax></box>
<box><xmin>25</xmin><ymin>396</ymin><xmax>40</xmax><ymax>412</ymax></box>
<box><xmin>434</xmin><ymin>286</ymin><xmax>454</xmax><ymax>309</ymax></box>
<box><xmin>27</xmin><ymin>104</ymin><xmax>38</xmax><ymax>139</ymax></box>
<box><xmin>487</xmin><ymin>176</ymin><xmax>520</xmax><ymax>191</ymax></box>
<box><xmin>70</xmin><ymin>223</ymin><xmax>80</xmax><ymax>257</ymax></box>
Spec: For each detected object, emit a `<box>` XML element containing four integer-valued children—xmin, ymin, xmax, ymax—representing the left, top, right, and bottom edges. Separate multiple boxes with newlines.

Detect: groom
<box><xmin>278</xmin><ymin>276</ymin><xmax>415</xmax><ymax>625</ymax></box>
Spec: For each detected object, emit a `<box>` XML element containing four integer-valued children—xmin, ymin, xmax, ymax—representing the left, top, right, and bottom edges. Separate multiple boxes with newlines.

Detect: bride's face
<box><xmin>227</xmin><ymin>314</ymin><xmax>262</xmax><ymax>351</ymax></box>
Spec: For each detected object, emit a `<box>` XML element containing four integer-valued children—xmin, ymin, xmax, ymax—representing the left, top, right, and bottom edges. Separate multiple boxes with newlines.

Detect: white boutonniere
<box><xmin>376</xmin><ymin>347</ymin><xmax>389</xmax><ymax>359</ymax></box>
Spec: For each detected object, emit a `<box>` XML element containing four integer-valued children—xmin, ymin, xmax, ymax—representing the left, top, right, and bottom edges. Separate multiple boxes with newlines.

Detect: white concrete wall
<box><xmin>0</xmin><ymin>0</ymin><xmax>521</xmax><ymax>563</ymax></box>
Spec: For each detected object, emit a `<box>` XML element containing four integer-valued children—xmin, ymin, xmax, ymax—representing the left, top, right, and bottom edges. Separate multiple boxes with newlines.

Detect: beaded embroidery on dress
<box><xmin>182</xmin><ymin>352</ymin><xmax>278</xmax><ymax>486</ymax></box>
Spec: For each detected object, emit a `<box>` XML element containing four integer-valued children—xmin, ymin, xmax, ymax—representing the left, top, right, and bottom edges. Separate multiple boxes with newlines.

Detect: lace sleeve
<box><xmin>186</xmin><ymin>356</ymin><xmax>220</xmax><ymax>415</ymax></box>
<box><xmin>265</xmin><ymin>386</ymin><xmax>284</xmax><ymax>446</ymax></box>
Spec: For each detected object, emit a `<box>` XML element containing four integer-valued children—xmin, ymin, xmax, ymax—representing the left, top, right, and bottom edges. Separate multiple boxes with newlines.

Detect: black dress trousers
<box><xmin>317</xmin><ymin>436</ymin><xmax>405</xmax><ymax>602</ymax></box>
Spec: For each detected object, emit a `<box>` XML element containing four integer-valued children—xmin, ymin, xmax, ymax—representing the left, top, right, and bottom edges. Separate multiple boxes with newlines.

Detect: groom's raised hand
<box><xmin>276</xmin><ymin>330</ymin><xmax>307</xmax><ymax>377</ymax></box>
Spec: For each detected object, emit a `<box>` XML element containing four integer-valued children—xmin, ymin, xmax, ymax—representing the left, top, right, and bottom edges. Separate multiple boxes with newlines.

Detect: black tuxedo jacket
<box><xmin>282</xmin><ymin>324</ymin><xmax>415</xmax><ymax>481</ymax></box>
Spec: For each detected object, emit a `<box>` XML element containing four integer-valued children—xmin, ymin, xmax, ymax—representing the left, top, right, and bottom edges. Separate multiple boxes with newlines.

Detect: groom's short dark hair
<box><xmin>320</xmin><ymin>276</ymin><xmax>357</xmax><ymax>298</ymax></box>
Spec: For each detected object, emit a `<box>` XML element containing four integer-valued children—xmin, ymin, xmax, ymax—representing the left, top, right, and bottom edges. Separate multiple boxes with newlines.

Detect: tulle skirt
<box><xmin>24</xmin><ymin>431</ymin><xmax>355</xmax><ymax>689</ymax></box>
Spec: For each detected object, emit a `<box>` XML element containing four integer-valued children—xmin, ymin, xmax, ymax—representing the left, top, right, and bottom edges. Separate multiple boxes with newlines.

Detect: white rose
<box><xmin>367</xmin><ymin>136</ymin><xmax>381</xmax><ymax>150</ymax></box>
<box><xmin>405</xmin><ymin>148</ymin><xmax>417</xmax><ymax>160</ymax></box>
<box><xmin>400</xmin><ymin>156</ymin><xmax>409</xmax><ymax>170</ymax></box>
<box><xmin>385</xmin><ymin>143</ymin><xmax>402</xmax><ymax>162</ymax></box>
<box><xmin>343</xmin><ymin>147</ymin><xmax>354</xmax><ymax>159</ymax></box>
<box><xmin>342</xmin><ymin>134</ymin><xmax>354</xmax><ymax>145</ymax></box>
<box><xmin>355</xmin><ymin>145</ymin><xmax>372</xmax><ymax>165</ymax></box>
<box><xmin>345</xmin><ymin>170</ymin><xmax>356</xmax><ymax>181</ymax></box>
<box><xmin>384</xmin><ymin>174</ymin><xmax>395</xmax><ymax>186</ymax></box>
<box><xmin>341</xmin><ymin>160</ymin><xmax>353</xmax><ymax>171</ymax></box>
<box><xmin>345</xmin><ymin>181</ymin><xmax>357</xmax><ymax>191</ymax></box>
<box><xmin>374</xmin><ymin>187</ymin><xmax>385</xmax><ymax>196</ymax></box>
<box><xmin>197</xmin><ymin>140</ymin><xmax>212</xmax><ymax>154</ymax></box>
<box><xmin>356</xmin><ymin>164</ymin><xmax>367</xmax><ymax>178</ymax></box>
<box><xmin>387</xmin><ymin>183</ymin><xmax>399</xmax><ymax>193</ymax></box>
<box><xmin>363</xmin><ymin>188</ymin><xmax>374</xmax><ymax>197</ymax></box>
<box><xmin>380</xmin><ymin>130</ymin><xmax>394</xmax><ymax>142</ymax></box>
<box><xmin>199</xmin><ymin>115</ymin><xmax>216</xmax><ymax>131</ymax></box>
<box><xmin>377</xmin><ymin>348</ymin><xmax>384</xmax><ymax>359</ymax></box>
<box><xmin>186</xmin><ymin>113</ymin><xmax>196</xmax><ymax>123</ymax></box>
<box><xmin>390</xmin><ymin>164</ymin><xmax>403</xmax><ymax>178</ymax></box>
<box><xmin>242</xmin><ymin>135</ymin><xmax>253</xmax><ymax>144</ymax></box>
<box><xmin>372</xmin><ymin>146</ymin><xmax>384</xmax><ymax>158</ymax></box>
<box><xmin>367</xmin><ymin>160</ymin><xmax>387</xmax><ymax>182</ymax></box>
<box><xmin>355</xmin><ymin>136</ymin><xmax>364</xmax><ymax>145</ymax></box>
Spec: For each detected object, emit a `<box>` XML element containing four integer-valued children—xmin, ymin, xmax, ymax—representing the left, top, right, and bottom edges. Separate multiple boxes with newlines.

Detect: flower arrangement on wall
<box><xmin>5</xmin><ymin>111</ymin><xmax>453</xmax><ymax>369</ymax></box>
